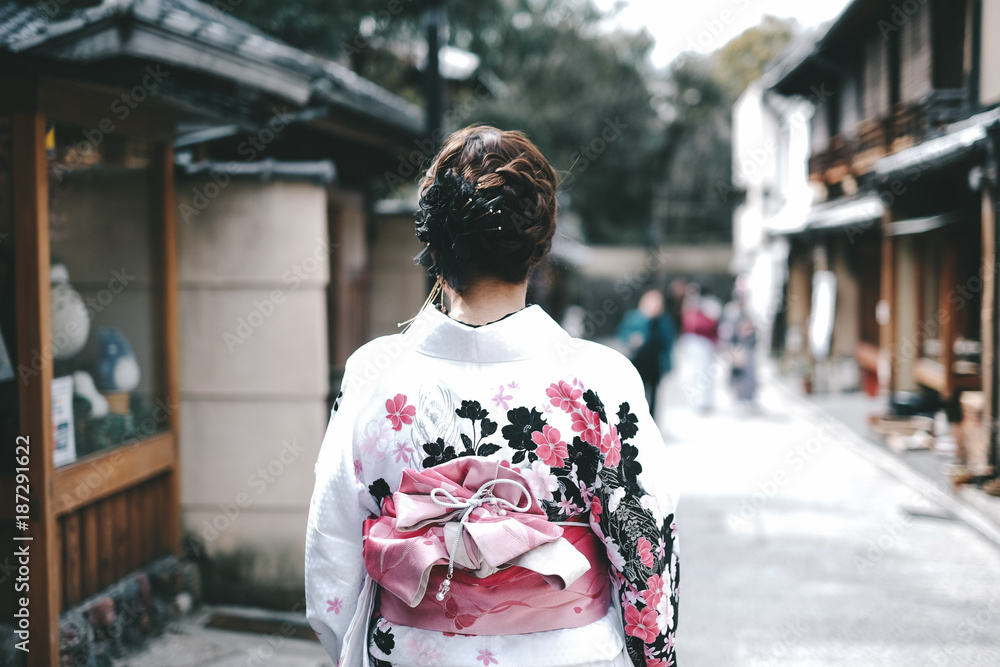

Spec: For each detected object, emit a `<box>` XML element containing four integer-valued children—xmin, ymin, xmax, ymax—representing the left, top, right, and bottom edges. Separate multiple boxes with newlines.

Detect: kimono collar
<box><xmin>406</xmin><ymin>304</ymin><xmax>571</xmax><ymax>363</ymax></box>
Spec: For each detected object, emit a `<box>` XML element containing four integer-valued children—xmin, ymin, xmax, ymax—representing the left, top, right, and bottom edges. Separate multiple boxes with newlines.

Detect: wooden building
<box><xmin>0</xmin><ymin>0</ymin><xmax>423</xmax><ymax>663</ymax></box>
<box><xmin>767</xmin><ymin>0</ymin><xmax>1000</xmax><ymax>473</ymax></box>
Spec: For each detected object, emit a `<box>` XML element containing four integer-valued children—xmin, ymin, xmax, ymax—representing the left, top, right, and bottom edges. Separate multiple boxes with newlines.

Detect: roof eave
<box><xmin>875</xmin><ymin>109</ymin><xmax>1000</xmax><ymax>181</ymax></box>
<box><xmin>13</xmin><ymin>20</ymin><xmax>314</xmax><ymax>106</ymax></box>
<box><xmin>4</xmin><ymin>2</ymin><xmax>423</xmax><ymax>140</ymax></box>
<box><xmin>771</xmin><ymin>54</ymin><xmax>821</xmax><ymax>97</ymax></box>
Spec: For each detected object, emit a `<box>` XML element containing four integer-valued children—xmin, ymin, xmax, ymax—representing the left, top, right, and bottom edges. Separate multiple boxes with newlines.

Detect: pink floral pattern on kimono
<box><xmin>385</xmin><ymin>394</ymin><xmax>416</xmax><ymax>431</ymax></box>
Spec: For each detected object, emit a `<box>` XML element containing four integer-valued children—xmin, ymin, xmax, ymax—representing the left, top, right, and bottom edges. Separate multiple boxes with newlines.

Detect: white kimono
<box><xmin>305</xmin><ymin>304</ymin><xmax>679</xmax><ymax>666</ymax></box>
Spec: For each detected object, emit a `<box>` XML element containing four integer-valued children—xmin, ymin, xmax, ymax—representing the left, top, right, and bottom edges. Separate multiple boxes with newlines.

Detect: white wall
<box><xmin>732</xmin><ymin>78</ymin><xmax>814</xmax><ymax>340</ymax></box>
<box><xmin>176</xmin><ymin>177</ymin><xmax>330</xmax><ymax>602</ymax></box>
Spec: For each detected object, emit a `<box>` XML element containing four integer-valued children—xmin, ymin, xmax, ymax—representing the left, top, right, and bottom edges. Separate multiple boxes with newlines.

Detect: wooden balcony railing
<box><xmin>809</xmin><ymin>88</ymin><xmax>972</xmax><ymax>183</ymax></box>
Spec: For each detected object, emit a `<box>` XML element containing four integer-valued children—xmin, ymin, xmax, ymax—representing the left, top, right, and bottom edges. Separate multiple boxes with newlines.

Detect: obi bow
<box><xmin>362</xmin><ymin>456</ymin><xmax>590</xmax><ymax>607</ymax></box>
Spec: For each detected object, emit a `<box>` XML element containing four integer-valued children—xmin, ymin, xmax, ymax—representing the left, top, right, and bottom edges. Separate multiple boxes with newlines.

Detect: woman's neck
<box><xmin>444</xmin><ymin>279</ymin><xmax>528</xmax><ymax>326</ymax></box>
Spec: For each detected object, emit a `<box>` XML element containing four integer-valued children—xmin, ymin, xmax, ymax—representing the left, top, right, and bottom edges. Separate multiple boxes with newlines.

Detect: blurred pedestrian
<box><xmin>617</xmin><ymin>288</ymin><xmax>675</xmax><ymax>417</ymax></box>
<box><xmin>305</xmin><ymin>125</ymin><xmax>679</xmax><ymax>667</ymax></box>
<box><xmin>721</xmin><ymin>278</ymin><xmax>758</xmax><ymax>412</ymax></box>
<box><xmin>666</xmin><ymin>277</ymin><xmax>687</xmax><ymax>335</ymax></box>
<box><xmin>681</xmin><ymin>284</ymin><xmax>721</xmax><ymax>414</ymax></box>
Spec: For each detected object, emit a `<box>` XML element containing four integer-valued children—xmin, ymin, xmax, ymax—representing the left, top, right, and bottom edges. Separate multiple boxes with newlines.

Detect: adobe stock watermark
<box><xmin>853</xmin><ymin>513</ymin><xmax>917</xmax><ymax>574</ymax></box>
<box><xmin>84</xmin><ymin>589</ymin><xmax>156</xmax><ymax>647</ymax></box>
<box><xmin>754</xmin><ymin>619</ymin><xmax>806</xmax><ymax>666</ymax></box>
<box><xmin>844</xmin><ymin>163</ymin><xmax>930</xmax><ymax>244</ymax></box>
<box><xmin>561</xmin><ymin>118</ymin><xmax>630</xmax><ymax>189</ymax></box>
<box><xmin>851</xmin><ymin>483</ymin><xmax>958</xmax><ymax>576</ymax></box>
<box><xmin>719</xmin><ymin>85</ymin><xmax>834</xmax><ymax>203</ymax></box>
<box><xmin>685</xmin><ymin>0</ymin><xmax>754</xmax><ymax>55</ymax></box>
<box><xmin>727</xmin><ymin>418</ymin><xmax>839</xmax><ymax>530</ymax></box>
<box><xmin>17</xmin><ymin>266</ymin><xmax>135</xmax><ymax>385</ymax></box>
<box><xmin>50</xmin><ymin>66</ymin><xmax>170</xmax><ymax>182</ymax></box>
<box><xmin>926</xmin><ymin>593</ymin><xmax>1000</xmax><ymax>665</ymax></box>
<box><xmin>877</xmin><ymin>0</ymin><xmax>929</xmax><ymax>41</ymax></box>
<box><xmin>54</xmin><ymin>397</ymin><xmax>179</xmax><ymax>511</ymax></box>
<box><xmin>554</xmin><ymin>245</ymin><xmax>675</xmax><ymax>360</ymax></box>
<box><xmin>179</xmin><ymin>107</ymin><xmax>295</xmax><ymax>225</ymax></box>
<box><xmin>196</xmin><ymin>438</ymin><xmax>307</xmax><ymax>547</ymax></box>
<box><xmin>883</xmin><ymin>255</ymin><xmax>998</xmax><ymax>372</ymax></box>
<box><xmin>222</xmin><ymin>236</ymin><xmax>333</xmax><ymax>353</ymax></box>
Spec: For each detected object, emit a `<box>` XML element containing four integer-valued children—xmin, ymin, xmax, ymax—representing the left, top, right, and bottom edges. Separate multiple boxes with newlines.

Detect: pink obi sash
<box><xmin>362</xmin><ymin>457</ymin><xmax>610</xmax><ymax>635</ymax></box>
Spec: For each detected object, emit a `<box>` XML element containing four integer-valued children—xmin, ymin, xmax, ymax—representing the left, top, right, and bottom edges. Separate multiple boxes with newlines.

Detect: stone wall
<box><xmin>175</xmin><ymin>175</ymin><xmax>330</xmax><ymax>607</ymax></box>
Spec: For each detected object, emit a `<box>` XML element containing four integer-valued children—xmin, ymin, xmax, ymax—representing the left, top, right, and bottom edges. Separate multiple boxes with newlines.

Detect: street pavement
<box><xmin>116</xmin><ymin>362</ymin><xmax>1000</xmax><ymax>666</ymax></box>
<box><xmin>113</xmin><ymin>606</ymin><xmax>333</xmax><ymax>666</ymax></box>
<box><xmin>659</xmin><ymin>363</ymin><xmax>1000</xmax><ymax>667</ymax></box>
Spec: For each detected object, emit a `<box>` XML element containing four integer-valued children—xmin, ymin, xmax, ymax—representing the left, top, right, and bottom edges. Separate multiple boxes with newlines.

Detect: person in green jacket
<box><xmin>617</xmin><ymin>288</ymin><xmax>675</xmax><ymax>418</ymax></box>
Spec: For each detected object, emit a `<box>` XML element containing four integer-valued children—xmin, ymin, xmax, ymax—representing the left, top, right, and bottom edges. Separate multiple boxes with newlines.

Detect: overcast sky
<box><xmin>595</xmin><ymin>0</ymin><xmax>855</xmax><ymax>68</ymax></box>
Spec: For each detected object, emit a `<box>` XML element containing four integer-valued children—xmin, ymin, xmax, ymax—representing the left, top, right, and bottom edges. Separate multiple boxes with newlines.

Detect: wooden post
<box><xmin>939</xmin><ymin>244</ymin><xmax>958</xmax><ymax>401</ymax></box>
<box><xmin>13</xmin><ymin>110</ymin><xmax>60</xmax><ymax>666</ymax></box>
<box><xmin>988</xmin><ymin>125</ymin><xmax>1000</xmax><ymax>473</ymax></box>
<box><xmin>880</xmin><ymin>210</ymin><xmax>895</xmax><ymax>393</ymax></box>
<box><xmin>152</xmin><ymin>143</ymin><xmax>181</xmax><ymax>556</ymax></box>
<box><xmin>983</xmin><ymin>179</ymin><xmax>998</xmax><ymax>470</ymax></box>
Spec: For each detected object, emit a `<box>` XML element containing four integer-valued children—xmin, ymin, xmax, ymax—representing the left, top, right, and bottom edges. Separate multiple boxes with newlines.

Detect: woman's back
<box><xmin>308</xmin><ymin>305</ymin><xmax>679</xmax><ymax>665</ymax></box>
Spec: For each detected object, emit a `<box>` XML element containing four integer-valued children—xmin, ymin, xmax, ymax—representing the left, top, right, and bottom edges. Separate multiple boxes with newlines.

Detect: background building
<box><xmin>741</xmin><ymin>0</ymin><xmax>1000</xmax><ymax>475</ymax></box>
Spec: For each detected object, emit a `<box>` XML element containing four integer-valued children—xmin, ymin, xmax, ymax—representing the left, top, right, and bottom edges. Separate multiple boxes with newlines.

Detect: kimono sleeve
<box><xmin>588</xmin><ymin>358</ymin><xmax>679</xmax><ymax>667</ymax></box>
<box><xmin>305</xmin><ymin>361</ymin><xmax>376</xmax><ymax>662</ymax></box>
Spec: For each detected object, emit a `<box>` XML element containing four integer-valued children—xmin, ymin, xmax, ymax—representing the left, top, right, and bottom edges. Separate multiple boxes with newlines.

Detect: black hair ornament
<box><xmin>413</xmin><ymin>169</ymin><xmax>505</xmax><ymax>293</ymax></box>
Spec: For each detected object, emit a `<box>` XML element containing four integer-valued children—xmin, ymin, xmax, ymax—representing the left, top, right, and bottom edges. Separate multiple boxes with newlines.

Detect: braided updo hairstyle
<box><xmin>414</xmin><ymin>125</ymin><xmax>558</xmax><ymax>293</ymax></box>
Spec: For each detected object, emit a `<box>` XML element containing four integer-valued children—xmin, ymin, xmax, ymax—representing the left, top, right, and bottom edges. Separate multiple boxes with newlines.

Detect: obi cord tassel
<box><xmin>398</xmin><ymin>275</ymin><xmax>444</xmax><ymax>331</ymax></box>
<box><xmin>427</xmin><ymin>477</ymin><xmax>533</xmax><ymax>601</ymax></box>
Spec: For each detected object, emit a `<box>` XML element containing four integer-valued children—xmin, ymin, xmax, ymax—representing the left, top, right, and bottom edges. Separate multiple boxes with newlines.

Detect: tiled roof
<box><xmin>0</xmin><ymin>0</ymin><xmax>422</xmax><ymax>134</ymax></box>
<box><xmin>178</xmin><ymin>157</ymin><xmax>337</xmax><ymax>185</ymax></box>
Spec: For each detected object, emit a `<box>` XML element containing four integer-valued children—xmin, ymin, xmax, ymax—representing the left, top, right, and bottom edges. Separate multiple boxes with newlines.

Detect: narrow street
<box><xmin>660</xmin><ymin>367</ymin><xmax>1000</xmax><ymax>666</ymax></box>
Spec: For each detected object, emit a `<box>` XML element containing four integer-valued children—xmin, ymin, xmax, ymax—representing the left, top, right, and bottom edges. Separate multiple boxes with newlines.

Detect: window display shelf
<box><xmin>52</xmin><ymin>431</ymin><xmax>176</xmax><ymax>516</ymax></box>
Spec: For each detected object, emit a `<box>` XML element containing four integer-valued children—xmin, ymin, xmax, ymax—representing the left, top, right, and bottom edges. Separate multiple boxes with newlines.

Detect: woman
<box><xmin>305</xmin><ymin>126</ymin><xmax>679</xmax><ymax>666</ymax></box>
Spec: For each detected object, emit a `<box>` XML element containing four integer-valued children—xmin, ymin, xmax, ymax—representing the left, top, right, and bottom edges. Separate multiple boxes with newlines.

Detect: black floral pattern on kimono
<box><xmin>501</xmin><ymin>406</ymin><xmax>547</xmax><ymax>463</ymax></box>
<box><xmin>455</xmin><ymin>400</ymin><xmax>502</xmax><ymax>457</ymax></box>
<box><xmin>369</xmin><ymin>478</ymin><xmax>391</xmax><ymax>509</ymax></box>
<box><xmin>422</xmin><ymin>401</ymin><xmax>502</xmax><ymax>467</ymax></box>
<box><xmin>541</xmin><ymin>381</ymin><xmax>679</xmax><ymax>666</ymax></box>
<box><xmin>406</xmin><ymin>380</ymin><xmax>679</xmax><ymax>666</ymax></box>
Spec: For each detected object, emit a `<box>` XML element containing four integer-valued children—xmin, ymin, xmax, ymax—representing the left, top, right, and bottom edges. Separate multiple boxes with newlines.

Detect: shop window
<box><xmin>918</xmin><ymin>232</ymin><xmax>943</xmax><ymax>360</ymax></box>
<box><xmin>911</xmin><ymin>221</ymin><xmax>982</xmax><ymax>397</ymax></box>
<box><xmin>45</xmin><ymin>119</ymin><xmax>169</xmax><ymax>465</ymax></box>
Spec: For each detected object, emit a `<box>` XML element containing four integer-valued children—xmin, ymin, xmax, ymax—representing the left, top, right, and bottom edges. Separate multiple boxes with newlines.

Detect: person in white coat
<box><xmin>305</xmin><ymin>125</ymin><xmax>679</xmax><ymax>667</ymax></box>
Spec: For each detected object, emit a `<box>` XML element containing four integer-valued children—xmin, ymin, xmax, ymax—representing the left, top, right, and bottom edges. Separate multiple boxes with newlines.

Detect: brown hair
<box><xmin>417</xmin><ymin>125</ymin><xmax>558</xmax><ymax>292</ymax></box>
